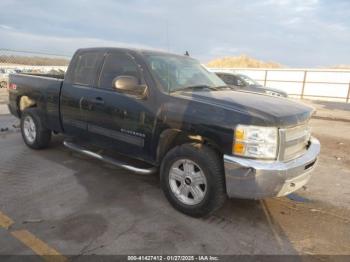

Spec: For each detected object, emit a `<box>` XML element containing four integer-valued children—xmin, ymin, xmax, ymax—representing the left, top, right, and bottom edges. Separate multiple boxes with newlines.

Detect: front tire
<box><xmin>21</xmin><ymin>108</ymin><xmax>51</xmax><ymax>149</ymax></box>
<box><xmin>160</xmin><ymin>143</ymin><xmax>226</xmax><ymax>217</ymax></box>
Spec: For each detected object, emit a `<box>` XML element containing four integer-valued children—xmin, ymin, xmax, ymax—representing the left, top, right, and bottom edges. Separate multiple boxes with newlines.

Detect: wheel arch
<box><xmin>156</xmin><ymin>128</ymin><xmax>223</xmax><ymax>165</ymax></box>
<box><xmin>18</xmin><ymin>95</ymin><xmax>37</xmax><ymax>116</ymax></box>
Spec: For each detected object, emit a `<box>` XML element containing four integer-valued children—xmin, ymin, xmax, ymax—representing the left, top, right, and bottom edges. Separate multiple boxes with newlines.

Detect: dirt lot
<box><xmin>0</xmin><ymin>89</ymin><xmax>350</xmax><ymax>259</ymax></box>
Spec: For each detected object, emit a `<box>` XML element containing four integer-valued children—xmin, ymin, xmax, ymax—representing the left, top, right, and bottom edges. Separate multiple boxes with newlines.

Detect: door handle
<box><xmin>92</xmin><ymin>97</ymin><xmax>105</xmax><ymax>105</ymax></box>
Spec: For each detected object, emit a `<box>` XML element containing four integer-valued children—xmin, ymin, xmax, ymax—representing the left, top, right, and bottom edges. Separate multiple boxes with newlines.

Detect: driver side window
<box><xmin>99</xmin><ymin>53</ymin><xmax>142</xmax><ymax>89</ymax></box>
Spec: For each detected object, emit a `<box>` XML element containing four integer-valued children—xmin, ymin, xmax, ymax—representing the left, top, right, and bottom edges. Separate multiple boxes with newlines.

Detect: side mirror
<box><xmin>113</xmin><ymin>75</ymin><xmax>148</xmax><ymax>98</ymax></box>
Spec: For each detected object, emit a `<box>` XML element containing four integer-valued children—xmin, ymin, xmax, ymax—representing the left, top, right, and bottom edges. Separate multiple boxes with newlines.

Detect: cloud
<box><xmin>283</xmin><ymin>17</ymin><xmax>303</xmax><ymax>26</ymax></box>
<box><xmin>326</xmin><ymin>23</ymin><xmax>348</xmax><ymax>32</ymax></box>
<box><xmin>0</xmin><ymin>0</ymin><xmax>349</xmax><ymax>67</ymax></box>
<box><xmin>0</xmin><ymin>24</ymin><xmax>13</xmax><ymax>30</ymax></box>
<box><xmin>262</xmin><ymin>0</ymin><xmax>319</xmax><ymax>10</ymax></box>
<box><xmin>0</xmin><ymin>28</ymin><xmax>160</xmax><ymax>56</ymax></box>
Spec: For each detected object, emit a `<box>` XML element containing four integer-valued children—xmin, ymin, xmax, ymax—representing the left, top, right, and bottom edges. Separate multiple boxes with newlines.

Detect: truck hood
<box><xmin>177</xmin><ymin>90</ymin><xmax>314</xmax><ymax>127</ymax></box>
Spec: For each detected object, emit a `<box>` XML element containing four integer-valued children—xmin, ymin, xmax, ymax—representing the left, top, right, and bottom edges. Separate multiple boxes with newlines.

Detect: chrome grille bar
<box><xmin>279</xmin><ymin>124</ymin><xmax>311</xmax><ymax>161</ymax></box>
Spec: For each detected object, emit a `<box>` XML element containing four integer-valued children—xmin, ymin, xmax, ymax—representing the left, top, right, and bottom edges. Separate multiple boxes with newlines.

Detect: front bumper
<box><xmin>223</xmin><ymin>137</ymin><xmax>320</xmax><ymax>199</ymax></box>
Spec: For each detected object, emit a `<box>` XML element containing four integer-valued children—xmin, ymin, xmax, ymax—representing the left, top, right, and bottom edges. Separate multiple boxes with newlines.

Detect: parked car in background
<box><xmin>216</xmin><ymin>72</ymin><xmax>288</xmax><ymax>98</ymax></box>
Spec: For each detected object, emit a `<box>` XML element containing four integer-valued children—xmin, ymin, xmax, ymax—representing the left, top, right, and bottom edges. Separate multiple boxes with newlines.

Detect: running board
<box><xmin>63</xmin><ymin>141</ymin><xmax>157</xmax><ymax>175</ymax></box>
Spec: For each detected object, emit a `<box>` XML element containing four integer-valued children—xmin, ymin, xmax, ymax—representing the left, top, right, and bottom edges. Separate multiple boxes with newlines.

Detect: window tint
<box><xmin>221</xmin><ymin>75</ymin><xmax>245</xmax><ymax>86</ymax></box>
<box><xmin>231</xmin><ymin>76</ymin><xmax>240</xmax><ymax>86</ymax></box>
<box><xmin>236</xmin><ymin>78</ymin><xmax>245</xmax><ymax>86</ymax></box>
<box><xmin>72</xmin><ymin>52</ymin><xmax>102</xmax><ymax>86</ymax></box>
<box><xmin>99</xmin><ymin>53</ymin><xmax>141</xmax><ymax>89</ymax></box>
<box><xmin>220</xmin><ymin>75</ymin><xmax>234</xmax><ymax>85</ymax></box>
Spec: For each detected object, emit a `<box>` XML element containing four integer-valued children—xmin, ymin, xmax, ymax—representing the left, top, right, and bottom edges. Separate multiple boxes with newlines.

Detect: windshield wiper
<box><xmin>172</xmin><ymin>85</ymin><xmax>219</xmax><ymax>93</ymax></box>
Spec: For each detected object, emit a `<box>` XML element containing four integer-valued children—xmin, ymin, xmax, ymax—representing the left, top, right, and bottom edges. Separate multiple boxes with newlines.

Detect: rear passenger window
<box><xmin>99</xmin><ymin>53</ymin><xmax>141</xmax><ymax>89</ymax></box>
<box><xmin>73</xmin><ymin>52</ymin><xmax>102</xmax><ymax>86</ymax></box>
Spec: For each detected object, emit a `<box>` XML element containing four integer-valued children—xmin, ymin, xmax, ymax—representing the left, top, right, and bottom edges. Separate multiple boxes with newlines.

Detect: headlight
<box><xmin>233</xmin><ymin>125</ymin><xmax>278</xmax><ymax>159</ymax></box>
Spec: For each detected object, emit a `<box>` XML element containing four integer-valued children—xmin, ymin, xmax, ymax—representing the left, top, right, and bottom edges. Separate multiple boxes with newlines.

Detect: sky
<box><xmin>0</xmin><ymin>0</ymin><xmax>349</xmax><ymax>67</ymax></box>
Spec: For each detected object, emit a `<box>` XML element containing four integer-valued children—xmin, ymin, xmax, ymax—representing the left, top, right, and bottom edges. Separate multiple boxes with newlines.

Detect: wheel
<box><xmin>20</xmin><ymin>108</ymin><xmax>51</xmax><ymax>149</ymax></box>
<box><xmin>0</xmin><ymin>81</ymin><xmax>7</xmax><ymax>88</ymax></box>
<box><xmin>160</xmin><ymin>143</ymin><xmax>226</xmax><ymax>217</ymax></box>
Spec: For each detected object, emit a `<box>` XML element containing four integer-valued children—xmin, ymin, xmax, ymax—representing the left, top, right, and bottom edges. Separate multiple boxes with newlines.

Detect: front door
<box><xmin>83</xmin><ymin>51</ymin><xmax>156</xmax><ymax>162</ymax></box>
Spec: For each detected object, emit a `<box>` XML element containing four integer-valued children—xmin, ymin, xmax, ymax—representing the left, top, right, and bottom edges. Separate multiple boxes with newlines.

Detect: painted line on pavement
<box><xmin>0</xmin><ymin>210</ymin><xmax>14</xmax><ymax>229</ymax></box>
<box><xmin>11</xmin><ymin>229</ymin><xmax>67</xmax><ymax>262</ymax></box>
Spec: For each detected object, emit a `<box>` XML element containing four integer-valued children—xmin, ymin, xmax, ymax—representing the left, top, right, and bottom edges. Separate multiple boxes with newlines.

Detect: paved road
<box><xmin>0</xmin><ymin>115</ymin><xmax>349</xmax><ymax>258</ymax></box>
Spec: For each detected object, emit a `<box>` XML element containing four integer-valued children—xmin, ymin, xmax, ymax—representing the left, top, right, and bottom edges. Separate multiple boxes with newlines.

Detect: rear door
<box><xmin>83</xmin><ymin>51</ymin><xmax>156</xmax><ymax>162</ymax></box>
<box><xmin>60</xmin><ymin>50</ymin><xmax>104</xmax><ymax>137</ymax></box>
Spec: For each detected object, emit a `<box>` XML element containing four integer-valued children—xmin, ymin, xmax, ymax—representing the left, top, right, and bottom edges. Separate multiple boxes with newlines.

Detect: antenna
<box><xmin>165</xmin><ymin>19</ymin><xmax>170</xmax><ymax>92</ymax></box>
<box><xmin>166</xmin><ymin>20</ymin><xmax>170</xmax><ymax>52</ymax></box>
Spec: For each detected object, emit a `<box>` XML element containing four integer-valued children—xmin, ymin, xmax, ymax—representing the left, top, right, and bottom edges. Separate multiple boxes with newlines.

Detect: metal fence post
<box><xmin>301</xmin><ymin>70</ymin><xmax>307</xmax><ymax>99</ymax></box>
<box><xmin>347</xmin><ymin>81</ymin><xmax>350</xmax><ymax>103</ymax></box>
<box><xmin>264</xmin><ymin>70</ymin><xmax>268</xmax><ymax>86</ymax></box>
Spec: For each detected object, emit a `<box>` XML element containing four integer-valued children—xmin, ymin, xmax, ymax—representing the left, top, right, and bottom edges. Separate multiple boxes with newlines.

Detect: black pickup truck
<box><xmin>8</xmin><ymin>47</ymin><xmax>320</xmax><ymax>217</ymax></box>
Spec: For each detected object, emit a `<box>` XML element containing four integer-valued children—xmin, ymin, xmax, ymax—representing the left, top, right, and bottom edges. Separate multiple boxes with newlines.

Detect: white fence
<box><xmin>209</xmin><ymin>68</ymin><xmax>350</xmax><ymax>103</ymax></box>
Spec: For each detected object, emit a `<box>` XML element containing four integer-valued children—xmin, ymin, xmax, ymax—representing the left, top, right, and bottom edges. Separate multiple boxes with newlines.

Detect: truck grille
<box><xmin>279</xmin><ymin>124</ymin><xmax>311</xmax><ymax>161</ymax></box>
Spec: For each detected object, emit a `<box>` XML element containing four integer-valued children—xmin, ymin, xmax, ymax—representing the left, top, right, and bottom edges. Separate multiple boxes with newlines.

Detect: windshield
<box><xmin>238</xmin><ymin>74</ymin><xmax>260</xmax><ymax>86</ymax></box>
<box><xmin>144</xmin><ymin>53</ymin><xmax>225</xmax><ymax>93</ymax></box>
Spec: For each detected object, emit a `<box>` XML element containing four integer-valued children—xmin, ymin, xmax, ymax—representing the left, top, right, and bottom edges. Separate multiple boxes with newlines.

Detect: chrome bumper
<box><xmin>223</xmin><ymin>137</ymin><xmax>321</xmax><ymax>199</ymax></box>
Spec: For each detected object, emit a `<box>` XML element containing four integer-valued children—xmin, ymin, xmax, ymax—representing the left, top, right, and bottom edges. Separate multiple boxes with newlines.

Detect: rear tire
<box><xmin>21</xmin><ymin>108</ymin><xmax>51</xmax><ymax>149</ymax></box>
<box><xmin>160</xmin><ymin>143</ymin><xmax>226</xmax><ymax>217</ymax></box>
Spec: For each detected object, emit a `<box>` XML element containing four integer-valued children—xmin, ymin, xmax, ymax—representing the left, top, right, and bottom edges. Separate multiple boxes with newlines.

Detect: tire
<box><xmin>20</xmin><ymin>108</ymin><xmax>51</xmax><ymax>149</ymax></box>
<box><xmin>160</xmin><ymin>143</ymin><xmax>226</xmax><ymax>217</ymax></box>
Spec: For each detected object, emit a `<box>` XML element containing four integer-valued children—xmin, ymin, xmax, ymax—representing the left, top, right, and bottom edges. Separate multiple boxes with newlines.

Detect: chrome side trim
<box><xmin>63</xmin><ymin>141</ymin><xmax>156</xmax><ymax>175</ymax></box>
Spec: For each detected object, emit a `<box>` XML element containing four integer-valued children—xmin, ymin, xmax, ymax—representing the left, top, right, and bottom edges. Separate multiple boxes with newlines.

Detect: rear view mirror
<box><xmin>113</xmin><ymin>76</ymin><xmax>148</xmax><ymax>98</ymax></box>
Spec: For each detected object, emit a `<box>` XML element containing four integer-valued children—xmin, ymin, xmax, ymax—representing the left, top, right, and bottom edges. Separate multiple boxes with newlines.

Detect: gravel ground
<box><xmin>300</xmin><ymin>99</ymin><xmax>350</xmax><ymax>122</ymax></box>
<box><xmin>0</xmin><ymin>115</ymin><xmax>349</xmax><ymax>257</ymax></box>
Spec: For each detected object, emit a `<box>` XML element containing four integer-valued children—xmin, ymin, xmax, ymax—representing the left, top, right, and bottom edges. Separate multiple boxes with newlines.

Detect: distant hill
<box><xmin>206</xmin><ymin>54</ymin><xmax>282</xmax><ymax>68</ymax></box>
<box><xmin>330</xmin><ymin>65</ymin><xmax>350</xmax><ymax>70</ymax></box>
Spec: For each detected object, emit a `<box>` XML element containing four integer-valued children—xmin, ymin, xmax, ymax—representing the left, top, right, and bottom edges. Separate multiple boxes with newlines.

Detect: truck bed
<box><xmin>8</xmin><ymin>73</ymin><xmax>64</xmax><ymax>132</ymax></box>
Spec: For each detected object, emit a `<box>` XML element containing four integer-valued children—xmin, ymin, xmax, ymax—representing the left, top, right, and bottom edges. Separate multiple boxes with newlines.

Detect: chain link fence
<box><xmin>0</xmin><ymin>49</ymin><xmax>70</xmax><ymax>88</ymax></box>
